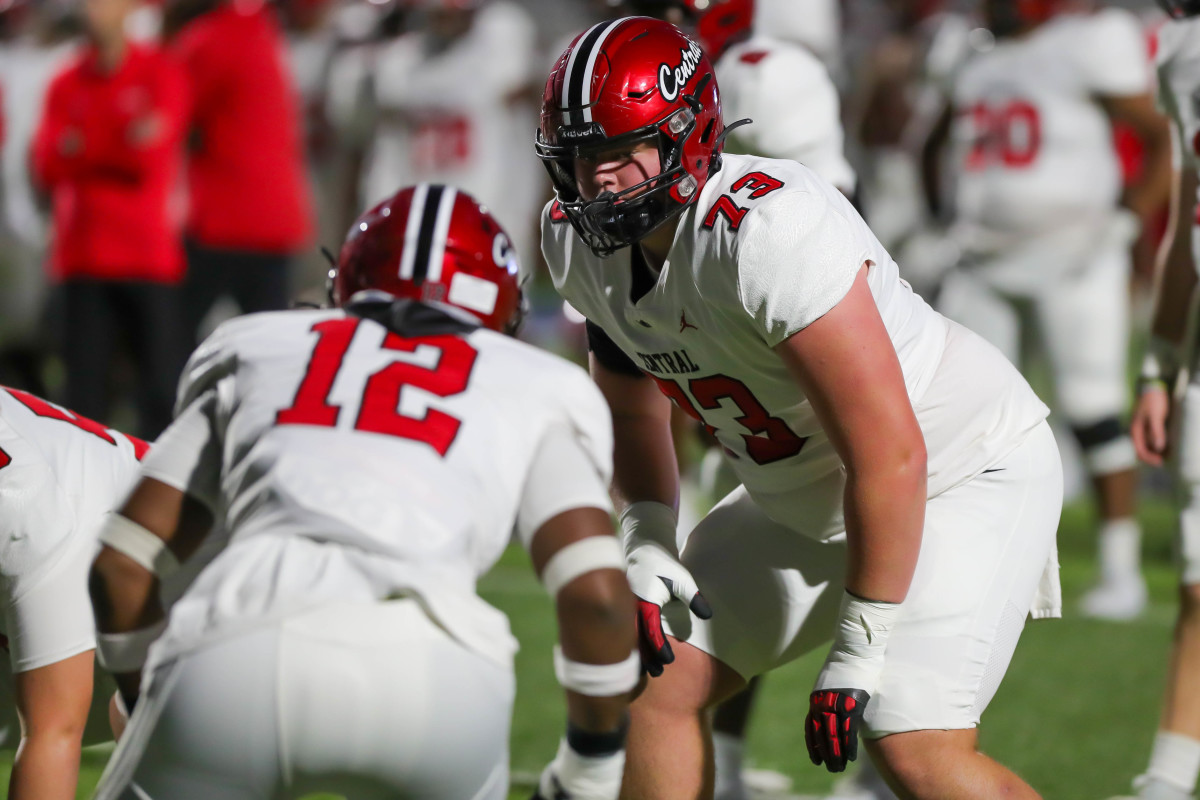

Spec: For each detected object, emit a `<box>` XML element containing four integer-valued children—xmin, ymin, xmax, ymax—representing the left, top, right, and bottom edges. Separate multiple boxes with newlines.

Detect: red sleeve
<box><xmin>32</xmin><ymin>69</ymin><xmax>143</xmax><ymax>184</ymax></box>
<box><xmin>92</xmin><ymin>53</ymin><xmax>191</xmax><ymax>177</ymax></box>
<box><xmin>171</xmin><ymin>27</ymin><xmax>225</xmax><ymax>149</ymax></box>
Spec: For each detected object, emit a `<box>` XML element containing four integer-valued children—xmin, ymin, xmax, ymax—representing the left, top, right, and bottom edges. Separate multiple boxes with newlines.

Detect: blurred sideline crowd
<box><xmin>0</xmin><ymin>0</ymin><xmax>1161</xmax><ymax>441</ymax></box>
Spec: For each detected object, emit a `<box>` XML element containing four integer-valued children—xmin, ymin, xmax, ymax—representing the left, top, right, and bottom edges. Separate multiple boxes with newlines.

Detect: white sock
<box><xmin>1097</xmin><ymin>517</ymin><xmax>1142</xmax><ymax>580</ymax></box>
<box><xmin>712</xmin><ymin>731</ymin><xmax>745</xmax><ymax>793</ymax></box>
<box><xmin>1145</xmin><ymin>731</ymin><xmax>1200</xmax><ymax>795</ymax></box>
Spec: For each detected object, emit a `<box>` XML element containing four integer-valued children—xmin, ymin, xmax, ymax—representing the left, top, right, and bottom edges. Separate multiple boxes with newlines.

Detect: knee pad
<box><xmin>1071</xmin><ymin>417</ymin><xmax>1135</xmax><ymax>476</ymax></box>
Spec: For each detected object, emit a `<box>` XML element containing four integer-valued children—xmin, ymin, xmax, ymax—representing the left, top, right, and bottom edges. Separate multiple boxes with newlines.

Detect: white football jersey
<box><xmin>139</xmin><ymin>306</ymin><xmax>613</xmax><ymax>670</ymax></box>
<box><xmin>543</xmin><ymin>153</ymin><xmax>1047</xmax><ymax>536</ymax></box>
<box><xmin>716</xmin><ymin>35</ymin><xmax>856</xmax><ymax>193</ymax></box>
<box><xmin>1156</xmin><ymin>17</ymin><xmax>1200</xmax><ymax>197</ymax></box>
<box><xmin>364</xmin><ymin>2</ymin><xmax>539</xmax><ymax>253</ymax></box>
<box><xmin>0</xmin><ymin>388</ymin><xmax>144</xmax><ymax>670</ymax></box>
<box><xmin>949</xmin><ymin>10</ymin><xmax>1152</xmax><ymax>235</ymax></box>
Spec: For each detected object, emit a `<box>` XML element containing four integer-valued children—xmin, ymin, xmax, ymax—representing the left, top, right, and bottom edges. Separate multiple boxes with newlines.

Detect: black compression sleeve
<box><xmin>586</xmin><ymin>320</ymin><xmax>644</xmax><ymax>378</ymax></box>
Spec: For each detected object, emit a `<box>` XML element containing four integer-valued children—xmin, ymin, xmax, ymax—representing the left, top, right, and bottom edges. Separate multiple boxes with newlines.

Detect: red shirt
<box><xmin>33</xmin><ymin>43</ymin><xmax>189</xmax><ymax>283</ymax></box>
<box><xmin>171</xmin><ymin>2</ymin><xmax>313</xmax><ymax>253</ymax></box>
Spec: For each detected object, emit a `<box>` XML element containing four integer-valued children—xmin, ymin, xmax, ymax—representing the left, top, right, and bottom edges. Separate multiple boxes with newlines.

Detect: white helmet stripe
<box><xmin>580</xmin><ymin>19</ymin><xmax>623</xmax><ymax>124</ymax></box>
<box><xmin>398</xmin><ymin>183</ymin><xmax>429</xmax><ymax>281</ymax></box>
<box><xmin>562</xmin><ymin>18</ymin><xmax>623</xmax><ymax>127</ymax></box>
<box><xmin>425</xmin><ymin>186</ymin><xmax>457</xmax><ymax>284</ymax></box>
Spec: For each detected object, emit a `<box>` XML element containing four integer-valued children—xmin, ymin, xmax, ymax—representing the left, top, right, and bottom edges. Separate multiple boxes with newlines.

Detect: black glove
<box><xmin>804</xmin><ymin>688</ymin><xmax>870</xmax><ymax>773</ymax></box>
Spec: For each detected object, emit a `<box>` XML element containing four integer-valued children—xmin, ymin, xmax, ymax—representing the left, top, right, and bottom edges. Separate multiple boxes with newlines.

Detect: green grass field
<box><xmin>3</xmin><ymin>494</ymin><xmax>1185</xmax><ymax>799</ymax></box>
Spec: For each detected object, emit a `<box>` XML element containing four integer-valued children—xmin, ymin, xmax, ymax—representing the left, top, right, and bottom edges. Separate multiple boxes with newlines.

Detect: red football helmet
<box><xmin>536</xmin><ymin>17</ymin><xmax>739</xmax><ymax>257</ymax></box>
<box><xmin>332</xmin><ymin>184</ymin><xmax>523</xmax><ymax>333</ymax></box>
<box><xmin>620</xmin><ymin>0</ymin><xmax>754</xmax><ymax>59</ymax></box>
<box><xmin>985</xmin><ymin>0</ymin><xmax>1062</xmax><ymax>35</ymax></box>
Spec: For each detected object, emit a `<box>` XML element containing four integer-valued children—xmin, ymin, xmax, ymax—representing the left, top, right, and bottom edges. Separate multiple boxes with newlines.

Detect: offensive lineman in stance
<box><xmin>1124</xmin><ymin>0</ymin><xmax>1200</xmax><ymax>795</ymax></box>
<box><xmin>0</xmin><ymin>389</ymin><xmax>147</xmax><ymax>799</ymax></box>
<box><xmin>88</xmin><ymin>184</ymin><xmax>639</xmax><ymax>800</ymax></box>
<box><xmin>538</xmin><ymin>17</ymin><xmax>1062</xmax><ymax>800</ymax></box>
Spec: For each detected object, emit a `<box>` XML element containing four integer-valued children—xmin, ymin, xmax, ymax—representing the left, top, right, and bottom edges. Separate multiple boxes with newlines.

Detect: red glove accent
<box><xmin>805</xmin><ymin>689</ymin><xmax>870</xmax><ymax>773</ymax></box>
<box><xmin>636</xmin><ymin>599</ymin><xmax>675</xmax><ymax>677</ymax></box>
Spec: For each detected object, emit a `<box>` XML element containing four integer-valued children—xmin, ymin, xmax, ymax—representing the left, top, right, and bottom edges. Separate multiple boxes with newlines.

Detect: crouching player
<box><xmin>88</xmin><ymin>184</ymin><xmax>639</xmax><ymax>800</ymax></box>
<box><xmin>0</xmin><ymin>386</ymin><xmax>147</xmax><ymax>799</ymax></box>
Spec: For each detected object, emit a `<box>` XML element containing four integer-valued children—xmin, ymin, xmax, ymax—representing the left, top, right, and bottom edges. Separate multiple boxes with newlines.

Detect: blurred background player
<box><xmin>1122</xmin><ymin>0</ymin><xmax>1200</xmax><ymax>796</ymax></box>
<box><xmin>0</xmin><ymin>386</ymin><xmax>147</xmax><ymax>799</ymax></box>
<box><xmin>926</xmin><ymin>0</ymin><xmax>1171</xmax><ymax>621</ymax></box>
<box><xmin>351</xmin><ymin>0</ymin><xmax>542</xmax><ymax>264</ymax></box>
<box><xmin>163</xmin><ymin>0</ymin><xmax>314</xmax><ymax>348</ymax></box>
<box><xmin>89</xmin><ymin>184</ymin><xmax>639</xmax><ymax>800</ymax></box>
<box><xmin>847</xmin><ymin>0</ymin><xmax>975</xmax><ymax>301</ymax></box>
<box><xmin>0</xmin><ymin>0</ymin><xmax>78</xmax><ymax>395</ymax></box>
<box><xmin>32</xmin><ymin>0</ymin><xmax>190</xmax><ymax>440</ymax></box>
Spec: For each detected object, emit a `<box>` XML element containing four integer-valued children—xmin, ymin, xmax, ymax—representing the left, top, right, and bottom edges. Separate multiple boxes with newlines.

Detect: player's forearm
<box><xmin>89</xmin><ymin>546</ymin><xmax>165</xmax><ymax>634</ymax></box>
<box><xmin>611</xmin><ymin>414</ymin><xmax>680</xmax><ymax>511</ymax></box>
<box><xmin>1124</xmin><ymin>129</ymin><xmax>1174</xmax><ymax>225</ymax></box>
<box><xmin>1150</xmin><ymin>168</ymin><xmax>1200</xmax><ymax>346</ymax></box>
<box><xmin>557</xmin><ymin>572</ymin><xmax>638</xmax><ymax>733</ymax></box>
<box><xmin>8</xmin><ymin>731</ymin><xmax>83</xmax><ymax>800</ymax></box>
<box><xmin>842</xmin><ymin>454</ymin><xmax>927</xmax><ymax>603</ymax></box>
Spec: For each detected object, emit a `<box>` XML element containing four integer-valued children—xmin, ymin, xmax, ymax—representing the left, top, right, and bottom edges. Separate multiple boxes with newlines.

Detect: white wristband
<box><xmin>553</xmin><ymin>646</ymin><xmax>640</xmax><ymax>697</ymax></box>
<box><xmin>98</xmin><ymin>514</ymin><xmax>180</xmax><ymax>579</ymax></box>
<box><xmin>96</xmin><ymin>620</ymin><xmax>167</xmax><ymax>673</ymax></box>
<box><xmin>618</xmin><ymin>501</ymin><xmax>678</xmax><ymax>555</ymax></box>
<box><xmin>815</xmin><ymin>591</ymin><xmax>902</xmax><ymax>696</ymax></box>
<box><xmin>542</xmin><ymin>536</ymin><xmax>626</xmax><ymax>596</ymax></box>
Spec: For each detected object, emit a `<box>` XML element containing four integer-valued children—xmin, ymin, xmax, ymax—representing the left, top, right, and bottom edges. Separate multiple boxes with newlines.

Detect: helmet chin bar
<box><xmin>563</xmin><ymin>169</ymin><xmax>694</xmax><ymax>257</ymax></box>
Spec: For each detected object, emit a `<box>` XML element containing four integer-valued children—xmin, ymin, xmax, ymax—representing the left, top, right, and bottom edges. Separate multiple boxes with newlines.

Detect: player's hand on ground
<box><xmin>625</xmin><ymin>541</ymin><xmax>712</xmax><ymax>677</ymax></box>
<box><xmin>805</xmin><ymin>688</ymin><xmax>870</xmax><ymax>773</ymax></box>
<box><xmin>1131</xmin><ymin>383</ymin><xmax>1171</xmax><ymax>466</ymax></box>
<box><xmin>532</xmin><ymin>736</ymin><xmax>625</xmax><ymax>800</ymax></box>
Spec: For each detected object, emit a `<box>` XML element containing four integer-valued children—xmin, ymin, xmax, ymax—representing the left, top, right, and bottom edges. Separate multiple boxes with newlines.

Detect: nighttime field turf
<box><xmin>13</xmin><ymin>493</ymin><xmax>1182</xmax><ymax>800</ymax></box>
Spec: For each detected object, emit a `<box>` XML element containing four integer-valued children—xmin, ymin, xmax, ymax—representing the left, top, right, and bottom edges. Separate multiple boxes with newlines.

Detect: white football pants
<box><xmin>95</xmin><ymin>598</ymin><xmax>514</xmax><ymax>800</ymax></box>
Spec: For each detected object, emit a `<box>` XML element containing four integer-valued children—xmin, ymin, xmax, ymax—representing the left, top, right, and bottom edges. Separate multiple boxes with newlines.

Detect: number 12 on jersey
<box><xmin>276</xmin><ymin>318</ymin><xmax>478</xmax><ymax>457</ymax></box>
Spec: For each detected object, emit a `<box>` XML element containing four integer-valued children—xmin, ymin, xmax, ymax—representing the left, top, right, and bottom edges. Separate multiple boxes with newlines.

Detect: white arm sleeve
<box><xmin>515</xmin><ymin>423</ymin><xmax>613</xmax><ymax>549</ymax></box>
<box><xmin>140</xmin><ymin>389</ymin><xmax>223</xmax><ymax>510</ymax></box>
<box><xmin>1077</xmin><ymin>10</ymin><xmax>1152</xmax><ymax>97</ymax></box>
<box><xmin>737</xmin><ymin>190</ymin><xmax>870</xmax><ymax>346</ymax></box>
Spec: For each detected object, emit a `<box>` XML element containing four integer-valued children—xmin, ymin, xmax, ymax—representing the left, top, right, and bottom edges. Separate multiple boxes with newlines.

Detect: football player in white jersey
<box><xmin>88</xmin><ymin>185</ymin><xmax>640</xmax><ymax>800</ymax></box>
<box><xmin>537</xmin><ymin>17</ymin><xmax>1063</xmax><ymax>800</ymax></box>
<box><xmin>927</xmin><ymin>0</ymin><xmax>1172</xmax><ymax>621</ymax></box>
<box><xmin>0</xmin><ymin>387</ymin><xmax>146</xmax><ymax>799</ymax></box>
<box><xmin>611</xmin><ymin>4</ymin><xmax>858</xmax><ymax>798</ymax></box>
<box><xmin>1123</xmin><ymin>2</ymin><xmax>1200</xmax><ymax>797</ymax></box>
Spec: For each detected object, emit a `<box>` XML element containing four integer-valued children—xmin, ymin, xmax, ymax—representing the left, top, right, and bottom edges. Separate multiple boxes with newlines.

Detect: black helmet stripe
<box><xmin>401</xmin><ymin>183</ymin><xmax>453</xmax><ymax>287</ymax></box>
<box><xmin>563</xmin><ymin>18</ymin><xmax>624</xmax><ymax>126</ymax></box>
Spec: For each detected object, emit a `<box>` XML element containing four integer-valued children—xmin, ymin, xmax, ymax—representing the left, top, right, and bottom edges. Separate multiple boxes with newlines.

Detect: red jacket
<box><xmin>171</xmin><ymin>2</ymin><xmax>313</xmax><ymax>253</ymax></box>
<box><xmin>33</xmin><ymin>43</ymin><xmax>189</xmax><ymax>282</ymax></box>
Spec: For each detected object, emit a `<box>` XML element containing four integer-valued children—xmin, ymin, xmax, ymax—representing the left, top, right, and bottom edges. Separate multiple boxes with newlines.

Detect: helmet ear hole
<box><xmin>700</xmin><ymin>119</ymin><xmax>715</xmax><ymax>144</ymax></box>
